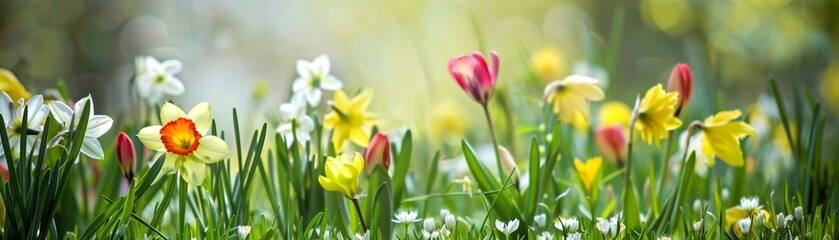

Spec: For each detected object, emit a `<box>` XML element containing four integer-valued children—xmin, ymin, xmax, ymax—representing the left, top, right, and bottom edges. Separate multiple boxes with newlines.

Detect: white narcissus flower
<box><xmin>292</xmin><ymin>55</ymin><xmax>343</xmax><ymax>106</ymax></box>
<box><xmin>49</xmin><ymin>95</ymin><xmax>113</xmax><ymax>159</ymax></box>
<box><xmin>276</xmin><ymin>97</ymin><xmax>314</xmax><ymax>146</ymax></box>
<box><xmin>392</xmin><ymin>210</ymin><xmax>419</xmax><ymax>225</ymax></box>
<box><xmin>533</xmin><ymin>213</ymin><xmax>546</xmax><ymax>228</ymax></box>
<box><xmin>0</xmin><ymin>93</ymin><xmax>48</xmax><ymax>159</ymax></box>
<box><xmin>135</xmin><ymin>56</ymin><xmax>185</xmax><ymax>105</ymax></box>
<box><xmin>237</xmin><ymin>225</ymin><xmax>251</xmax><ymax>240</ymax></box>
<box><xmin>495</xmin><ymin>219</ymin><xmax>519</xmax><ymax>239</ymax></box>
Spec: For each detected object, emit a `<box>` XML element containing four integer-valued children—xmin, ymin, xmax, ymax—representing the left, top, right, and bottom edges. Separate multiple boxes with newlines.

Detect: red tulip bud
<box><xmin>595</xmin><ymin>125</ymin><xmax>627</xmax><ymax>167</ymax></box>
<box><xmin>667</xmin><ymin>63</ymin><xmax>692</xmax><ymax>116</ymax></box>
<box><xmin>364</xmin><ymin>133</ymin><xmax>391</xmax><ymax>174</ymax></box>
<box><xmin>116</xmin><ymin>132</ymin><xmax>136</xmax><ymax>180</ymax></box>
<box><xmin>497</xmin><ymin>146</ymin><xmax>519</xmax><ymax>180</ymax></box>
<box><xmin>448</xmin><ymin>51</ymin><xmax>499</xmax><ymax>105</ymax></box>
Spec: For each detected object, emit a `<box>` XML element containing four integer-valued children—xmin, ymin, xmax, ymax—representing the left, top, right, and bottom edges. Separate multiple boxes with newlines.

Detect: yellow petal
<box><xmin>349</xmin><ymin>127</ymin><xmax>370</xmax><ymax>147</ymax></box>
<box><xmin>351</xmin><ymin>90</ymin><xmax>374</xmax><ymax>110</ymax></box>
<box><xmin>160</xmin><ymin>102</ymin><xmax>186</xmax><ymax>124</ymax></box>
<box><xmin>0</xmin><ymin>69</ymin><xmax>30</xmax><ymax>102</ymax></box>
<box><xmin>192</xmin><ymin>136</ymin><xmax>229</xmax><ymax>163</ymax></box>
<box><xmin>352</xmin><ymin>152</ymin><xmax>364</xmax><ymax>175</ymax></box>
<box><xmin>319</xmin><ymin>176</ymin><xmax>341</xmax><ymax>192</ymax></box>
<box><xmin>704</xmin><ymin>110</ymin><xmax>742</xmax><ymax>126</ymax></box>
<box><xmin>332</xmin><ymin>90</ymin><xmax>350</xmax><ymax>110</ymax></box>
<box><xmin>725</xmin><ymin>207</ymin><xmax>748</xmax><ymax>237</ymax></box>
<box><xmin>598</xmin><ymin>101</ymin><xmax>631</xmax><ymax>127</ymax></box>
<box><xmin>137</xmin><ymin>126</ymin><xmax>165</xmax><ymax>151</ymax></box>
<box><xmin>187</xmin><ymin>102</ymin><xmax>213</xmax><ymax>135</ymax></box>
<box><xmin>323</xmin><ymin>112</ymin><xmax>339</xmax><ymax>128</ymax></box>
<box><xmin>179</xmin><ymin>159</ymin><xmax>207</xmax><ymax>186</ymax></box>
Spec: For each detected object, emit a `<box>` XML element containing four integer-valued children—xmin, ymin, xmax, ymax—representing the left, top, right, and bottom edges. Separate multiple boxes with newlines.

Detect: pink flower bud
<box><xmin>667</xmin><ymin>63</ymin><xmax>692</xmax><ymax>116</ymax></box>
<box><xmin>595</xmin><ymin>125</ymin><xmax>627</xmax><ymax>167</ymax></box>
<box><xmin>364</xmin><ymin>133</ymin><xmax>391</xmax><ymax>174</ymax></box>
<box><xmin>116</xmin><ymin>132</ymin><xmax>136</xmax><ymax>180</ymax></box>
<box><xmin>448</xmin><ymin>51</ymin><xmax>499</xmax><ymax>105</ymax></box>
<box><xmin>498</xmin><ymin>146</ymin><xmax>519</xmax><ymax>180</ymax></box>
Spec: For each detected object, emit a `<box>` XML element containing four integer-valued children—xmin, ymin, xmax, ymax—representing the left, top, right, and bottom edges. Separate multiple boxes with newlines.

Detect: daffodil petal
<box><xmin>179</xmin><ymin>159</ymin><xmax>207</xmax><ymax>186</ymax></box>
<box><xmin>48</xmin><ymin>101</ymin><xmax>73</xmax><ymax>128</ymax></box>
<box><xmin>187</xmin><ymin>102</ymin><xmax>213</xmax><ymax>135</ymax></box>
<box><xmin>86</xmin><ymin>115</ymin><xmax>114</xmax><ymax>138</ymax></box>
<box><xmin>81</xmin><ymin>137</ymin><xmax>105</xmax><ymax>160</ymax></box>
<box><xmin>349</xmin><ymin>127</ymin><xmax>370</xmax><ymax>147</ymax></box>
<box><xmin>191</xmin><ymin>136</ymin><xmax>229</xmax><ymax>163</ymax></box>
<box><xmin>137</xmin><ymin>126</ymin><xmax>165</xmax><ymax>151</ymax></box>
<box><xmin>160</xmin><ymin>102</ymin><xmax>186</xmax><ymax>124</ymax></box>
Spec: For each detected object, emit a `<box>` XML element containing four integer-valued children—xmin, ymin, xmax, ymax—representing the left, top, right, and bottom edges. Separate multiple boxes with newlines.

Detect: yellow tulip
<box><xmin>633</xmin><ymin>84</ymin><xmax>682</xmax><ymax>147</ymax></box>
<box><xmin>318</xmin><ymin>153</ymin><xmax>364</xmax><ymax>198</ymax></box>
<box><xmin>0</xmin><ymin>69</ymin><xmax>31</xmax><ymax>104</ymax></box>
<box><xmin>574</xmin><ymin>157</ymin><xmax>602</xmax><ymax>192</ymax></box>
<box><xmin>699</xmin><ymin>110</ymin><xmax>757</xmax><ymax>167</ymax></box>
<box><xmin>324</xmin><ymin>90</ymin><xmax>377</xmax><ymax>151</ymax></box>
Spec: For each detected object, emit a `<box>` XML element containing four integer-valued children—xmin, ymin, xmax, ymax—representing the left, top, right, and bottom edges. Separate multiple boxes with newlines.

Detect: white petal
<box><xmin>296</xmin><ymin>60</ymin><xmax>312</xmax><ymax>79</ymax></box>
<box><xmin>135</xmin><ymin>73</ymin><xmax>155</xmax><ymax>96</ymax></box>
<box><xmin>160</xmin><ymin>102</ymin><xmax>186</xmax><ymax>124</ymax></box>
<box><xmin>313</xmin><ymin>55</ymin><xmax>330</xmax><ymax>74</ymax></box>
<box><xmin>192</xmin><ymin>136</ymin><xmax>228</xmax><ymax>163</ymax></box>
<box><xmin>137</xmin><ymin>126</ymin><xmax>165</xmax><ymax>151</ymax></box>
<box><xmin>305</xmin><ymin>88</ymin><xmax>322</xmax><ymax>106</ymax></box>
<box><xmin>74</xmin><ymin>96</ymin><xmax>92</xmax><ymax>120</ymax></box>
<box><xmin>49</xmin><ymin>101</ymin><xmax>73</xmax><ymax>128</ymax></box>
<box><xmin>81</xmin><ymin>137</ymin><xmax>105</xmax><ymax>159</ymax></box>
<box><xmin>0</xmin><ymin>92</ymin><xmax>13</xmax><ymax>125</ymax></box>
<box><xmin>292</xmin><ymin>78</ymin><xmax>308</xmax><ymax>92</ymax></box>
<box><xmin>28</xmin><ymin>107</ymin><xmax>49</xmax><ymax>130</ymax></box>
<box><xmin>320</xmin><ymin>76</ymin><xmax>343</xmax><ymax>90</ymax></box>
<box><xmin>145</xmin><ymin>87</ymin><xmax>164</xmax><ymax>105</ymax></box>
<box><xmin>186</xmin><ymin>102</ymin><xmax>213</xmax><ymax>135</ymax></box>
<box><xmin>161</xmin><ymin>60</ymin><xmax>183</xmax><ymax>74</ymax></box>
<box><xmin>162</xmin><ymin>77</ymin><xmax>185</xmax><ymax>96</ymax></box>
<box><xmin>85</xmin><ymin>115</ymin><xmax>113</xmax><ymax>138</ymax></box>
<box><xmin>495</xmin><ymin>220</ymin><xmax>505</xmax><ymax>231</ymax></box>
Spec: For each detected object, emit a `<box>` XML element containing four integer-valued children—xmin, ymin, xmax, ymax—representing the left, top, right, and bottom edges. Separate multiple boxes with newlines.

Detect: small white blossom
<box><xmin>566</xmin><ymin>232</ymin><xmax>582</xmax><ymax>240</ymax></box>
<box><xmin>536</xmin><ymin>232</ymin><xmax>553</xmax><ymax>240</ymax></box>
<box><xmin>134</xmin><ymin>56</ymin><xmax>185</xmax><ymax>105</ymax></box>
<box><xmin>738</xmin><ymin>197</ymin><xmax>762</xmax><ymax>212</ymax></box>
<box><xmin>276</xmin><ymin>97</ymin><xmax>314</xmax><ymax>147</ymax></box>
<box><xmin>444</xmin><ymin>213</ymin><xmax>456</xmax><ymax>230</ymax></box>
<box><xmin>237</xmin><ymin>225</ymin><xmax>251</xmax><ymax>240</ymax></box>
<box><xmin>693</xmin><ymin>219</ymin><xmax>704</xmax><ymax>231</ymax></box>
<box><xmin>495</xmin><ymin>219</ymin><xmax>519</xmax><ymax>239</ymax></box>
<box><xmin>755</xmin><ymin>212</ymin><xmax>765</xmax><ymax>229</ymax></box>
<box><xmin>554</xmin><ymin>217</ymin><xmax>579</xmax><ymax>232</ymax></box>
<box><xmin>533</xmin><ymin>214</ymin><xmax>546</xmax><ymax>228</ymax></box>
<box><xmin>291</xmin><ymin>55</ymin><xmax>343</xmax><ymax>106</ymax></box>
<box><xmin>794</xmin><ymin>206</ymin><xmax>804</xmax><ymax>221</ymax></box>
<box><xmin>423</xmin><ymin>217</ymin><xmax>436</xmax><ymax>232</ymax></box>
<box><xmin>49</xmin><ymin>95</ymin><xmax>113</xmax><ymax>159</ymax></box>
<box><xmin>777</xmin><ymin>213</ymin><xmax>793</xmax><ymax>229</ymax></box>
<box><xmin>392</xmin><ymin>210</ymin><xmax>419</xmax><ymax>225</ymax></box>
<box><xmin>0</xmin><ymin>93</ymin><xmax>48</xmax><ymax>159</ymax></box>
<box><xmin>738</xmin><ymin>218</ymin><xmax>752</xmax><ymax>235</ymax></box>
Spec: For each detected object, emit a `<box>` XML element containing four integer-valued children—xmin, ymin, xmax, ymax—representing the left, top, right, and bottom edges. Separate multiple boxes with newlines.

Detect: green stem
<box><xmin>351</xmin><ymin>198</ymin><xmax>368</xmax><ymax>232</ymax></box>
<box><xmin>179</xmin><ymin>177</ymin><xmax>187</xmax><ymax>237</ymax></box>
<box><xmin>481</xmin><ymin>104</ymin><xmax>504</xmax><ymax>180</ymax></box>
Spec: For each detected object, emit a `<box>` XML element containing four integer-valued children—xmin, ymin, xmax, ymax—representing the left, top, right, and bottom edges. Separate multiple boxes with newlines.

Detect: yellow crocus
<box><xmin>530</xmin><ymin>46</ymin><xmax>567</xmax><ymax>84</ymax></box>
<box><xmin>574</xmin><ymin>157</ymin><xmax>602</xmax><ymax>192</ymax></box>
<box><xmin>318</xmin><ymin>153</ymin><xmax>364</xmax><ymax>198</ymax></box>
<box><xmin>598</xmin><ymin>101</ymin><xmax>632</xmax><ymax>128</ymax></box>
<box><xmin>0</xmin><ymin>69</ymin><xmax>31</xmax><ymax>104</ymax></box>
<box><xmin>137</xmin><ymin>102</ymin><xmax>230</xmax><ymax>186</ymax></box>
<box><xmin>633</xmin><ymin>84</ymin><xmax>682</xmax><ymax>147</ymax></box>
<box><xmin>324</xmin><ymin>90</ymin><xmax>377</xmax><ymax>150</ymax></box>
<box><xmin>699</xmin><ymin>110</ymin><xmax>756</xmax><ymax>167</ymax></box>
<box><xmin>544</xmin><ymin>75</ymin><xmax>605</xmax><ymax>124</ymax></box>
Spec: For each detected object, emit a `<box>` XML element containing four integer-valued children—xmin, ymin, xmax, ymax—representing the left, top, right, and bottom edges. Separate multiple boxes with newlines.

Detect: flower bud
<box><xmin>666</xmin><ymin>63</ymin><xmax>692</xmax><ymax>116</ymax></box>
<box><xmin>498</xmin><ymin>146</ymin><xmax>519</xmax><ymax>181</ymax></box>
<box><xmin>448</xmin><ymin>51</ymin><xmax>499</xmax><ymax>105</ymax></box>
<box><xmin>794</xmin><ymin>206</ymin><xmax>804</xmax><ymax>221</ymax></box>
<box><xmin>444</xmin><ymin>213</ymin><xmax>456</xmax><ymax>229</ymax></box>
<box><xmin>364</xmin><ymin>133</ymin><xmax>391</xmax><ymax>174</ymax></box>
<box><xmin>116</xmin><ymin>132</ymin><xmax>137</xmax><ymax>180</ymax></box>
<box><xmin>595</xmin><ymin>125</ymin><xmax>627</xmax><ymax>167</ymax></box>
<box><xmin>423</xmin><ymin>217</ymin><xmax>436</xmax><ymax>232</ymax></box>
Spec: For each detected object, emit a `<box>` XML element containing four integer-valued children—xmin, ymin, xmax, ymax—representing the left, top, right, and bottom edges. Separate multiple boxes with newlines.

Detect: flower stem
<box><xmin>351</xmin><ymin>198</ymin><xmax>368</xmax><ymax>232</ymax></box>
<box><xmin>481</xmin><ymin>104</ymin><xmax>504</xmax><ymax>180</ymax></box>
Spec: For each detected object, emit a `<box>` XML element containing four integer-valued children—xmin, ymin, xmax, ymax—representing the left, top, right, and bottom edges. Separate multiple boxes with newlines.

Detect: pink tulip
<box><xmin>448</xmin><ymin>51</ymin><xmax>499</xmax><ymax>105</ymax></box>
<box><xmin>667</xmin><ymin>63</ymin><xmax>692</xmax><ymax>116</ymax></box>
<box><xmin>364</xmin><ymin>133</ymin><xmax>391</xmax><ymax>174</ymax></box>
<box><xmin>595</xmin><ymin>125</ymin><xmax>627</xmax><ymax>167</ymax></box>
<box><xmin>116</xmin><ymin>132</ymin><xmax>136</xmax><ymax>180</ymax></box>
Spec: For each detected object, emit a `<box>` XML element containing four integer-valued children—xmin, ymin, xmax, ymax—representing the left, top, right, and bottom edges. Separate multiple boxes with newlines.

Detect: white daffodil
<box><xmin>49</xmin><ymin>95</ymin><xmax>113</xmax><ymax>159</ymax></box>
<box><xmin>291</xmin><ymin>55</ymin><xmax>343</xmax><ymax>106</ymax></box>
<box><xmin>495</xmin><ymin>219</ymin><xmax>519</xmax><ymax>239</ymax></box>
<box><xmin>392</xmin><ymin>210</ymin><xmax>419</xmax><ymax>225</ymax></box>
<box><xmin>135</xmin><ymin>56</ymin><xmax>185</xmax><ymax>105</ymax></box>
<box><xmin>0</xmin><ymin>93</ymin><xmax>48</xmax><ymax>159</ymax></box>
<box><xmin>276</xmin><ymin>97</ymin><xmax>314</xmax><ymax>146</ymax></box>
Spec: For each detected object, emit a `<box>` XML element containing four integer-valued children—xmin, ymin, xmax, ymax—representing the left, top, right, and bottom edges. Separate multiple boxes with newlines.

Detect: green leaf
<box><xmin>391</xmin><ymin>130</ymin><xmax>412</xmax><ymax>210</ymax></box>
<box><xmin>461</xmin><ymin>140</ymin><xmax>519</xmax><ymax>220</ymax></box>
<box><xmin>368</xmin><ymin>166</ymin><xmax>393</xmax><ymax>238</ymax></box>
<box><xmin>623</xmin><ymin>176</ymin><xmax>642</xmax><ymax>230</ymax></box>
<box><xmin>524</xmin><ymin>137</ymin><xmax>540</xmax><ymax>225</ymax></box>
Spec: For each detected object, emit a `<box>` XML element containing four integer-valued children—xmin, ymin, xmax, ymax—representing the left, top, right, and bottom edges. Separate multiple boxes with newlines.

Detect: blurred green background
<box><xmin>2</xmin><ymin>0</ymin><xmax>838</xmax><ymax>136</ymax></box>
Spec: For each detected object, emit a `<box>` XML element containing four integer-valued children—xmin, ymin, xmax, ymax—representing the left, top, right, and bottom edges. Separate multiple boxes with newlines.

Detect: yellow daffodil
<box><xmin>598</xmin><ymin>101</ymin><xmax>632</xmax><ymax>128</ymax></box>
<box><xmin>0</xmin><ymin>69</ymin><xmax>31</xmax><ymax>104</ymax></box>
<box><xmin>699</xmin><ymin>110</ymin><xmax>756</xmax><ymax>167</ymax></box>
<box><xmin>137</xmin><ymin>102</ymin><xmax>230</xmax><ymax>186</ymax></box>
<box><xmin>633</xmin><ymin>84</ymin><xmax>682</xmax><ymax>147</ymax></box>
<box><xmin>571</xmin><ymin>111</ymin><xmax>590</xmax><ymax>133</ymax></box>
<box><xmin>324</xmin><ymin>90</ymin><xmax>377</xmax><ymax>150</ymax></box>
<box><xmin>544</xmin><ymin>75</ymin><xmax>605</xmax><ymax>123</ymax></box>
<box><xmin>530</xmin><ymin>46</ymin><xmax>567</xmax><ymax>84</ymax></box>
<box><xmin>574</xmin><ymin>157</ymin><xmax>602</xmax><ymax>192</ymax></box>
<box><xmin>318</xmin><ymin>153</ymin><xmax>364</xmax><ymax>198</ymax></box>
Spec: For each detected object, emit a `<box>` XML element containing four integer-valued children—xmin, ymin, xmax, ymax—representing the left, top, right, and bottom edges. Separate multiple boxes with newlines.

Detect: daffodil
<box><xmin>725</xmin><ymin>197</ymin><xmax>772</xmax><ymax>238</ymax></box>
<box><xmin>0</xmin><ymin>93</ymin><xmax>48</xmax><ymax>159</ymax></box>
<box><xmin>323</xmin><ymin>90</ymin><xmax>376</xmax><ymax>151</ymax></box>
<box><xmin>698</xmin><ymin>110</ymin><xmax>756</xmax><ymax>167</ymax></box>
<box><xmin>544</xmin><ymin>75</ymin><xmax>605</xmax><ymax>123</ymax></box>
<box><xmin>49</xmin><ymin>95</ymin><xmax>113</xmax><ymax>159</ymax></box>
<box><xmin>574</xmin><ymin>157</ymin><xmax>602</xmax><ymax>192</ymax></box>
<box><xmin>276</xmin><ymin>97</ymin><xmax>314</xmax><ymax>146</ymax></box>
<box><xmin>530</xmin><ymin>47</ymin><xmax>567</xmax><ymax>84</ymax></box>
<box><xmin>318</xmin><ymin>153</ymin><xmax>364</xmax><ymax>198</ymax></box>
<box><xmin>598</xmin><ymin>101</ymin><xmax>632</xmax><ymax>128</ymax></box>
<box><xmin>137</xmin><ymin>102</ymin><xmax>229</xmax><ymax>186</ymax></box>
<box><xmin>633</xmin><ymin>84</ymin><xmax>682</xmax><ymax>147</ymax></box>
<box><xmin>134</xmin><ymin>56</ymin><xmax>185</xmax><ymax>105</ymax></box>
<box><xmin>292</xmin><ymin>55</ymin><xmax>343</xmax><ymax>106</ymax></box>
<box><xmin>0</xmin><ymin>69</ymin><xmax>31</xmax><ymax>103</ymax></box>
